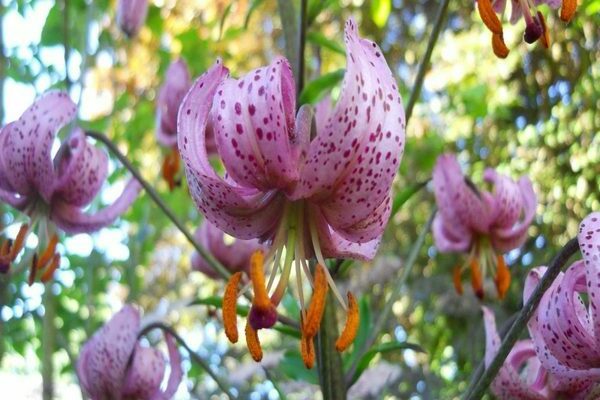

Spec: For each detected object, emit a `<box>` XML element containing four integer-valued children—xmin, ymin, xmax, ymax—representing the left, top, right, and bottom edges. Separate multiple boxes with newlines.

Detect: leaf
<box><xmin>279</xmin><ymin>350</ymin><xmax>319</xmax><ymax>384</ymax></box>
<box><xmin>218</xmin><ymin>3</ymin><xmax>233</xmax><ymax>40</ymax></box>
<box><xmin>307</xmin><ymin>0</ymin><xmax>337</xmax><ymax>25</ymax></box>
<box><xmin>298</xmin><ymin>69</ymin><xmax>345</xmax><ymax>105</ymax></box>
<box><xmin>244</xmin><ymin>0</ymin><xmax>265</xmax><ymax>28</ymax></box>
<box><xmin>391</xmin><ymin>180</ymin><xmax>428</xmax><ymax>217</ymax></box>
<box><xmin>307</xmin><ymin>31</ymin><xmax>345</xmax><ymax>55</ymax></box>
<box><xmin>351</xmin><ymin>341</ymin><xmax>425</xmax><ymax>384</ymax></box>
<box><xmin>370</xmin><ymin>0</ymin><xmax>392</xmax><ymax>28</ymax></box>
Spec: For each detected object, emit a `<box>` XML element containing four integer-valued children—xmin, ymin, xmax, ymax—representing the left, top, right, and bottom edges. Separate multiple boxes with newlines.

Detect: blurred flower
<box><xmin>228</xmin><ymin>351</ymin><xmax>284</xmax><ymax>385</ymax></box>
<box><xmin>476</xmin><ymin>0</ymin><xmax>577</xmax><ymax>58</ymax></box>
<box><xmin>116</xmin><ymin>0</ymin><xmax>148</xmax><ymax>38</ymax></box>
<box><xmin>482</xmin><ymin>306</ymin><xmax>553</xmax><ymax>399</ymax></box>
<box><xmin>191</xmin><ymin>220</ymin><xmax>267</xmax><ymax>279</ymax></box>
<box><xmin>0</xmin><ymin>92</ymin><xmax>141</xmax><ymax>283</ymax></box>
<box><xmin>178</xmin><ymin>19</ymin><xmax>405</xmax><ymax>367</ymax></box>
<box><xmin>432</xmin><ymin>153</ymin><xmax>536</xmax><ymax>299</ymax></box>
<box><xmin>525</xmin><ymin>212</ymin><xmax>600</xmax><ymax>397</ymax></box>
<box><xmin>348</xmin><ymin>361</ymin><xmax>402</xmax><ymax>399</ymax></box>
<box><xmin>77</xmin><ymin>305</ymin><xmax>183</xmax><ymax>400</ymax></box>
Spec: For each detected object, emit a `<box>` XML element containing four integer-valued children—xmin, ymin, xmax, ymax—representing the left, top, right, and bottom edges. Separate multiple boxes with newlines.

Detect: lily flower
<box><xmin>77</xmin><ymin>305</ymin><xmax>183</xmax><ymax>400</ymax></box>
<box><xmin>482</xmin><ymin>306</ymin><xmax>554</xmax><ymax>399</ymax></box>
<box><xmin>178</xmin><ymin>19</ymin><xmax>405</xmax><ymax>367</ymax></box>
<box><xmin>476</xmin><ymin>0</ymin><xmax>577</xmax><ymax>58</ymax></box>
<box><xmin>191</xmin><ymin>220</ymin><xmax>267</xmax><ymax>279</ymax></box>
<box><xmin>116</xmin><ymin>0</ymin><xmax>148</xmax><ymax>38</ymax></box>
<box><xmin>525</xmin><ymin>212</ymin><xmax>600</xmax><ymax>397</ymax></box>
<box><xmin>432</xmin><ymin>153</ymin><xmax>536</xmax><ymax>299</ymax></box>
<box><xmin>0</xmin><ymin>91</ymin><xmax>141</xmax><ymax>283</ymax></box>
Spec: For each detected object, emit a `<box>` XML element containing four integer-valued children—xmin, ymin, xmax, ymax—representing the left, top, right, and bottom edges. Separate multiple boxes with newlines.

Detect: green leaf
<box><xmin>351</xmin><ymin>341</ymin><xmax>425</xmax><ymax>384</ymax></box>
<box><xmin>244</xmin><ymin>0</ymin><xmax>265</xmax><ymax>28</ymax></box>
<box><xmin>279</xmin><ymin>350</ymin><xmax>319</xmax><ymax>384</ymax></box>
<box><xmin>307</xmin><ymin>0</ymin><xmax>337</xmax><ymax>25</ymax></box>
<box><xmin>370</xmin><ymin>0</ymin><xmax>392</xmax><ymax>28</ymax></box>
<box><xmin>307</xmin><ymin>31</ymin><xmax>345</xmax><ymax>55</ymax></box>
<box><xmin>218</xmin><ymin>3</ymin><xmax>233</xmax><ymax>40</ymax></box>
<box><xmin>391</xmin><ymin>180</ymin><xmax>428</xmax><ymax>217</ymax></box>
<box><xmin>298</xmin><ymin>69</ymin><xmax>345</xmax><ymax>105</ymax></box>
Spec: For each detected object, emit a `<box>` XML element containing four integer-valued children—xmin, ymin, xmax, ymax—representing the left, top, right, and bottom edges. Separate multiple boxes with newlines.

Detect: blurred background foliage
<box><xmin>0</xmin><ymin>0</ymin><xmax>598</xmax><ymax>398</ymax></box>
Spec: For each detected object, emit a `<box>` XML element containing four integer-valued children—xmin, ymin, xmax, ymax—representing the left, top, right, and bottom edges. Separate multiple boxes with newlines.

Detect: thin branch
<box><xmin>345</xmin><ymin>209</ymin><xmax>436</xmax><ymax>385</ymax></box>
<box><xmin>297</xmin><ymin>0</ymin><xmax>308</xmax><ymax>96</ymax></box>
<box><xmin>464</xmin><ymin>237</ymin><xmax>580</xmax><ymax>400</ymax></box>
<box><xmin>277</xmin><ymin>0</ymin><xmax>299</xmax><ymax>88</ymax></box>
<box><xmin>62</xmin><ymin>0</ymin><xmax>71</xmax><ymax>90</ymax></box>
<box><xmin>139</xmin><ymin>322</ymin><xmax>236</xmax><ymax>400</ymax></box>
<box><xmin>404</xmin><ymin>0</ymin><xmax>450</xmax><ymax>124</ymax></box>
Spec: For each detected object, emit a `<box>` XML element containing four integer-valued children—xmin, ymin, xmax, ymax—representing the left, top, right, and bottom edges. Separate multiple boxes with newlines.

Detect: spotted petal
<box><xmin>122</xmin><ymin>345</ymin><xmax>166</xmax><ymax>400</ymax></box>
<box><xmin>77</xmin><ymin>305</ymin><xmax>140</xmax><ymax>399</ymax></box>
<box><xmin>156</xmin><ymin>59</ymin><xmax>191</xmax><ymax>148</ymax></box>
<box><xmin>50</xmin><ymin>178</ymin><xmax>141</xmax><ymax>234</ymax></box>
<box><xmin>177</xmin><ymin>60</ymin><xmax>287</xmax><ymax>240</ymax></box>
<box><xmin>579</xmin><ymin>212</ymin><xmax>600</xmax><ymax>348</ymax></box>
<box><xmin>1</xmin><ymin>91</ymin><xmax>77</xmax><ymax>201</ymax></box>
<box><xmin>153</xmin><ymin>333</ymin><xmax>183</xmax><ymax>400</ymax></box>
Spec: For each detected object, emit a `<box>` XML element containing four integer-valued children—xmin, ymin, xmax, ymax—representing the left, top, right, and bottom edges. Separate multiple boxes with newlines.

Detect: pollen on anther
<box><xmin>302</xmin><ymin>264</ymin><xmax>328</xmax><ymax>338</ymax></box>
<box><xmin>41</xmin><ymin>254</ymin><xmax>60</xmax><ymax>283</ymax></box>
<box><xmin>301</xmin><ymin>334</ymin><xmax>315</xmax><ymax>369</ymax></box>
<box><xmin>336</xmin><ymin>292</ymin><xmax>359</xmax><ymax>352</ymax></box>
<box><xmin>245</xmin><ymin>321</ymin><xmax>263</xmax><ymax>362</ymax></box>
<box><xmin>223</xmin><ymin>272</ymin><xmax>243</xmax><ymax>343</ymax></box>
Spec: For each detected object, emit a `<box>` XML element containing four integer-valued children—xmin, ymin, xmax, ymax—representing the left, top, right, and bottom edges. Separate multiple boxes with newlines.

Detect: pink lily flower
<box><xmin>0</xmin><ymin>91</ymin><xmax>141</xmax><ymax>282</ymax></box>
<box><xmin>77</xmin><ymin>305</ymin><xmax>183</xmax><ymax>400</ymax></box>
<box><xmin>116</xmin><ymin>0</ymin><xmax>148</xmax><ymax>38</ymax></box>
<box><xmin>191</xmin><ymin>220</ymin><xmax>267</xmax><ymax>279</ymax></box>
<box><xmin>178</xmin><ymin>19</ymin><xmax>405</xmax><ymax>365</ymax></box>
<box><xmin>432</xmin><ymin>153</ymin><xmax>536</xmax><ymax>299</ymax></box>
<box><xmin>483</xmin><ymin>306</ymin><xmax>554</xmax><ymax>399</ymax></box>
<box><xmin>525</xmin><ymin>212</ymin><xmax>600</xmax><ymax>397</ymax></box>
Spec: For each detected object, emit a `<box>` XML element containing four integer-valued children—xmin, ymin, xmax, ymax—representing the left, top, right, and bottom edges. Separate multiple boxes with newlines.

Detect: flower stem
<box><xmin>345</xmin><ymin>209</ymin><xmax>435</xmax><ymax>385</ymax></box>
<box><xmin>464</xmin><ymin>237</ymin><xmax>580</xmax><ymax>400</ymax></box>
<box><xmin>139</xmin><ymin>322</ymin><xmax>237</xmax><ymax>400</ymax></box>
<box><xmin>277</xmin><ymin>0</ymin><xmax>299</xmax><ymax>90</ymax></box>
<box><xmin>316</xmin><ymin>292</ymin><xmax>346</xmax><ymax>400</ymax></box>
<box><xmin>42</xmin><ymin>283</ymin><xmax>56</xmax><ymax>400</ymax></box>
<box><xmin>404</xmin><ymin>0</ymin><xmax>450</xmax><ymax>124</ymax></box>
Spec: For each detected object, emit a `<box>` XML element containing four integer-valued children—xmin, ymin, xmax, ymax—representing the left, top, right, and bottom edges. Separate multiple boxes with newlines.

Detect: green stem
<box><xmin>62</xmin><ymin>0</ymin><xmax>71</xmax><ymax>90</ymax></box>
<box><xmin>0</xmin><ymin>1</ymin><xmax>5</xmax><ymax>125</ymax></box>
<box><xmin>404</xmin><ymin>0</ymin><xmax>450</xmax><ymax>124</ymax></box>
<box><xmin>277</xmin><ymin>0</ymin><xmax>299</xmax><ymax>89</ymax></box>
<box><xmin>464</xmin><ymin>237</ymin><xmax>580</xmax><ymax>399</ymax></box>
<box><xmin>42</xmin><ymin>284</ymin><xmax>56</xmax><ymax>400</ymax></box>
<box><xmin>316</xmin><ymin>293</ymin><xmax>346</xmax><ymax>400</ymax></box>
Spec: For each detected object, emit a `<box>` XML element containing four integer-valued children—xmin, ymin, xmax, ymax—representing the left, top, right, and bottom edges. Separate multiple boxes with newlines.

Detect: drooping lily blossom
<box><xmin>77</xmin><ymin>305</ymin><xmax>183</xmax><ymax>400</ymax></box>
<box><xmin>476</xmin><ymin>0</ymin><xmax>577</xmax><ymax>58</ymax></box>
<box><xmin>432</xmin><ymin>153</ymin><xmax>536</xmax><ymax>299</ymax></box>
<box><xmin>525</xmin><ymin>212</ymin><xmax>600</xmax><ymax>397</ymax></box>
<box><xmin>116</xmin><ymin>0</ymin><xmax>148</xmax><ymax>38</ymax></box>
<box><xmin>178</xmin><ymin>19</ymin><xmax>405</xmax><ymax>367</ymax></box>
<box><xmin>0</xmin><ymin>91</ymin><xmax>141</xmax><ymax>283</ymax></box>
<box><xmin>191</xmin><ymin>220</ymin><xmax>267</xmax><ymax>279</ymax></box>
<box><xmin>482</xmin><ymin>306</ymin><xmax>554</xmax><ymax>399</ymax></box>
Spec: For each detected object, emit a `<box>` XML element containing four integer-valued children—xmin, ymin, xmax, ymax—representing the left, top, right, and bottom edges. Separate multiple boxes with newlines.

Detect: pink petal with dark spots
<box><xmin>212</xmin><ymin>56</ymin><xmax>299</xmax><ymax>190</ymax></box>
<box><xmin>177</xmin><ymin>60</ymin><xmax>286</xmax><ymax>239</ymax></box>
<box><xmin>122</xmin><ymin>345</ymin><xmax>166</xmax><ymax>400</ymax></box>
<box><xmin>1</xmin><ymin>91</ymin><xmax>77</xmax><ymax>201</ymax></box>
<box><xmin>579</xmin><ymin>212</ymin><xmax>600</xmax><ymax>348</ymax></box>
<box><xmin>153</xmin><ymin>333</ymin><xmax>183</xmax><ymax>400</ymax></box>
<box><xmin>432</xmin><ymin>213</ymin><xmax>472</xmax><ymax>252</ymax></box>
<box><xmin>156</xmin><ymin>59</ymin><xmax>191</xmax><ymax>148</ymax></box>
<box><xmin>53</xmin><ymin>128</ymin><xmax>108</xmax><ymax>207</ymax></box>
<box><xmin>50</xmin><ymin>178</ymin><xmax>141</xmax><ymax>234</ymax></box>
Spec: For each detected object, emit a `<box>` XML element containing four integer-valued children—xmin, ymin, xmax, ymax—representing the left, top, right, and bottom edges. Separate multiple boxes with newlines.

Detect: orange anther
<box><xmin>250</xmin><ymin>251</ymin><xmax>271</xmax><ymax>309</ymax></box>
<box><xmin>161</xmin><ymin>148</ymin><xmax>181</xmax><ymax>191</ymax></box>
<box><xmin>538</xmin><ymin>12</ymin><xmax>551</xmax><ymax>49</ymax></box>
<box><xmin>560</xmin><ymin>0</ymin><xmax>577</xmax><ymax>22</ymax></box>
<box><xmin>40</xmin><ymin>254</ymin><xmax>60</xmax><ymax>283</ymax></box>
<box><xmin>0</xmin><ymin>240</ymin><xmax>11</xmax><ymax>257</ymax></box>
<box><xmin>469</xmin><ymin>258</ymin><xmax>484</xmax><ymax>300</ymax></box>
<box><xmin>9</xmin><ymin>224</ymin><xmax>29</xmax><ymax>261</ymax></box>
<box><xmin>28</xmin><ymin>253</ymin><xmax>38</xmax><ymax>286</ymax></box>
<box><xmin>453</xmin><ymin>265</ymin><xmax>464</xmax><ymax>295</ymax></box>
<box><xmin>495</xmin><ymin>255</ymin><xmax>511</xmax><ymax>300</ymax></box>
<box><xmin>223</xmin><ymin>272</ymin><xmax>243</xmax><ymax>343</ymax></box>
<box><xmin>477</xmin><ymin>0</ymin><xmax>503</xmax><ymax>34</ymax></box>
<box><xmin>335</xmin><ymin>292</ymin><xmax>359</xmax><ymax>352</ymax></box>
<box><xmin>300</xmin><ymin>334</ymin><xmax>315</xmax><ymax>369</ymax></box>
<box><xmin>37</xmin><ymin>234</ymin><xmax>58</xmax><ymax>270</ymax></box>
<box><xmin>492</xmin><ymin>33</ymin><xmax>510</xmax><ymax>59</ymax></box>
<box><xmin>245</xmin><ymin>321</ymin><xmax>263</xmax><ymax>362</ymax></box>
<box><xmin>302</xmin><ymin>264</ymin><xmax>328</xmax><ymax>338</ymax></box>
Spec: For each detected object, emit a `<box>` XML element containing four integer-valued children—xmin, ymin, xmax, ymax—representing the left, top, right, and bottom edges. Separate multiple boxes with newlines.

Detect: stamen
<box><xmin>494</xmin><ymin>255</ymin><xmax>511</xmax><ymax>300</ymax></box>
<box><xmin>245</xmin><ymin>321</ymin><xmax>263</xmax><ymax>362</ymax></box>
<box><xmin>492</xmin><ymin>33</ymin><xmax>510</xmax><ymax>58</ymax></box>
<box><xmin>37</xmin><ymin>234</ymin><xmax>58</xmax><ymax>270</ymax></box>
<box><xmin>453</xmin><ymin>265</ymin><xmax>464</xmax><ymax>295</ymax></box>
<box><xmin>335</xmin><ymin>292</ymin><xmax>359</xmax><ymax>352</ymax></box>
<box><xmin>294</xmin><ymin>245</ymin><xmax>305</xmax><ymax>311</ymax></box>
<box><xmin>270</xmin><ymin>227</ymin><xmax>296</xmax><ymax>306</ymax></box>
<box><xmin>161</xmin><ymin>148</ymin><xmax>181</xmax><ymax>191</ymax></box>
<box><xmin>223</xmin><ymin>271</ymin><xmax>243</xmax><ymax>343</ymax></box>
<box><xmin>560</xmin><ymin>0</ymin><xmax>576</xmax><ymax>22</ymax></box>
<box><xmin>300</xmin><ymin>334</ymin><xmax>315</xmax><ymax>369</ymax></box>
<box><xmin>477</xmin><ymin>0</ymin><xmax>503</xmax><ymax>34</ymax></box>
<box><xmin>537</xmin><ymin>12</ymin><xmax>550</xmax><ymax>48</ymax></box>
<box><xmin>469</xmin><ymin>258</ymin><xmax>484</xmax><ymax>300</ymax></box>
<box><xmin>249</xmin><ymin>250</ymin><xmax>278</xmax><ymax>330</ymax></box>
<box><xmin>0</xmin><ymin>240</ymin><xmax>11</xmax><ymax>257</ymax></box>
<box><xmin>28</xmin><ymin>254</ymin><xmax>38</xmax><ymax>286</ymax></box>
<box><xmin>40</xmin><ymin>254</ymin><xmax>60</xmax><ymax>283</ymax></box>
<box><xmin>9</xmin><ymin>224</ymin><xmax>29</xmax><ymax>261</ymax></box>
<box><xmin>303</xmin><ymin>265</ymin><xmax>328</xmax><ymax>338</ymax></box>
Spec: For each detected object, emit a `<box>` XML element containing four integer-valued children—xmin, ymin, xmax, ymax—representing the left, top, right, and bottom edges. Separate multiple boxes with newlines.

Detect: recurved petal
<box><xmin>579</xmin><ymin>212</ymin><xmax>600</xmax><ymax>348</ymax></box>
<box><xmin>212</xmin><ymin>56</ymin><xmax>298</xmax><ymax>190</ymax></box>
<box><xmin>51</xmin><ymin>178</ymin><xmax>141</xmax><ymax>234</ymax></box>
<box><xmin>295</xmin><ymin>19</ymin><xmax>405</xmax><ymax>234</ymax></box>
<box><xmin>117</xmin><ymin>0</ymin><xmax>148</xmax><ymax>37</ymax></box>
<box><xmin>156</xmin><ymin>59</ymin><xmax>191</xmax><ymax>147</ymax></box>
<box><xmin>1</xmin><ymin>91</ymin><xmax>77</xmax><ymax>201</ymax></box>
<box><xmin>493</xmin><ymin>0</ymin><xmax>508</xmax><ymax>13</ymax></box>
<box><xmin>53</xmin><ymin>129</ymin><xmax>108</xmax><ymax>207</ymax></box>
<box><xmin>432</xmin><ymin>214</ymin><xmax>473</xmax><ymax>252</ymax></box>
<box><xmin>510</xmin><ymin>0</ymin><xmax>524</xmax><ymax>24</ymax></box>
<box><xmin>121</xmin><ymin>345</ymin><xmax>166</xmax><ymax>400</ymax></box>
<box><xmin>177</xmin><ymin>60</ymin><xmax>287</xmax><ymax>239</ymax></box>
<box><xmin>78</xmin><ymin>305</ymin><xmax>140</xmax><ymax>399</ymax></box>
<box><xmin>153</xmin><ymin>333</ymin><xmax>183</xmax><ymax>400</ymax></box>
<box><xmin>0</xmin><ymin>124</ymin><xmax>15</xmax><ymax>192</ymax></box>
<box><xmin>0</xmin><ymin>189</ymin><xmax>29</xmax><ymax>210</ymax></box>
<box><xmin>315</xmin><ymin>95</ymin><xmax>332</xmax><ymax>135</ymax></box>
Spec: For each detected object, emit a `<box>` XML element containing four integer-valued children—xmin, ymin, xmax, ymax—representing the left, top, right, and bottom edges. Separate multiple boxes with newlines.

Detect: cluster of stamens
<box><xmin>161</xmin><ymin>148</ymin><xmax>181</xmax><ymax>191</ymax></box>
<box><xmin>0</xmin><ymin>224</ymin><xmax>61</xmax><ymax>285</ymax></box>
